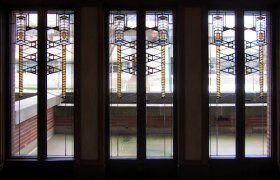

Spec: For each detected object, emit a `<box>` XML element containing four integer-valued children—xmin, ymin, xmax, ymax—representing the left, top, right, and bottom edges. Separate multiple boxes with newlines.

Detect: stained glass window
<box><xmin>244</xmin><ymin>11</ymin><xmax>271</xmax><ymax>157</ymax></box>
<box><xmin>47</xmin><ymin>11</ymin><xmax>74</xmax><ymax>157</ymax></box>
<box><xmin>108</xmin><ymin>10</ymin><xmax>174</xmax><ymax>159</ymax></box>
<box><xmin>209</xmin><ymin>10</ymin><xmax>272</xmax><ymax>158</ymax></box>
<box><xmin>10</xmin><ymin>10</ymin><xmax>75</xmax><ymax>158</ymax></box>
<box><xmin>109</xmin><ymin>11</ymin><xmax>137</xmax><ymax>158</ymax></box>
<box><xmin>11</xmin><ymin>11</ymin><xmax>38</xmax><ymax>156</ymax></box>
<box><xmin>208</xmin><ymin>11</ymin><xmax>236</xmax><ymax>158</ymax></box>
<box><xmin>146</xmin><ymin>11</ymin><xmax>173</xmax><ymax>158</ymax></box>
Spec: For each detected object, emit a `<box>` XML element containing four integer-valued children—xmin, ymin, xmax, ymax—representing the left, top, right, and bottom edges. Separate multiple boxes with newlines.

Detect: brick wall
<box><xmin>110</xmin><ymin>116</ymin><xmax>173</xmax><ymax>135</ymax></box>
<box><xmin>54</xmin><ymin>106</ymin><xmax>74</xmax><ymax>134</ymax></box>
<box><xmin>209</xmin><ymin>106</ymin><xmax>269</xmax><ymax>128</ymax></box>
<box><xmin>110</xmin><ymin>117</ymin><xmax>173</xmax><ymax>128</ymax></box>
<box><xmin>11</xmin><ymin>108</ymin><xmax>55</xmax><ymax>155</ymax></box>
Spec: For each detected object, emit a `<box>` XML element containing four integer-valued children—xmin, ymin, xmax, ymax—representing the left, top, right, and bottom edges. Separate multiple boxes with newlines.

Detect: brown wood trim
<box><xmin>104</xmin><ymin>7</ymin><xmax>110</xmax><ymax>163</ymax></box>
<box><xmin>0</xmin><ymin>0</ymin><xmax>278</xmax><ymax>171</ymax></box>
<box><xmin>79</xmin><ymin>6</ymin><xmax>101</xmax><ymax>162</ymax></box>
<box><xmin>74</xmin><ymin>160</ymin><xmax>105</xmax><ymax>178</ymax></box>
<box><xmin>1</xmin><ymin>0</ymin><xmax>179</xmax><ymax>8</ymax></box>
<box><xmin>201</xmin><ymin>7</ymin><xmax>209</xmax><ymax>164</ymax></box>
<box><xmin>1</xmin><ymin>0</ymin><xmax>82</xmax><ymax>8</ymax></box>
<box><xmin>1</xmin><ymin>0</ymin><xmax>278</xmax><ymax>8</ymax></box>
<box><xmin>97</xmin><ymin>2</ymin><xmax>105</xmax><ymax>165</ymax></box>
<box><xmin>1</xmin><ymin>0</ymin><xmax>278</xmax><ymax>10</ymax></box>
<box><xmin>235</xmin><ymin>9</ymin><xmax>245</xmax><ymax>159</ymax></box>
<box><xmin>77</xmin><ymin>159</ymin><xmax>104</xmax><ymax>165</ymax></box>
<box><xmin>276</xmin><ymin>6</ymin><xmax>280</xmax><ymax>165</ymax></box>
<box><xmin>177</xmin><ymin>4</ymin><xmax>185</xmax><ymax>165</ymax></box>
<box><xmin>182</xmin><ymin>160</ymin><xmax>208</xmax><ymax>165</ymax></box>
<box><xmin>74</xmin><ymin>7</ymin><xmax>82</xmax><ymax>163</ymax></box>
<box><xmin>136</xmin><ymin>9</ymin><xmax>146</xmax><ymax>160</ymax></box>
<box><xmin>270</xmin><ymin>7</ymin><xmax>278</xmax><ymax>161</ymax></box>
<box><xmin>0</xmin><ymin>6</ymin><xmax>4</xmax><ymax>164</ymax></box>
<box><xmin>37</xmin><ymin>7</ymin><xmax>48</xmax><ymax>160</ymax></box>
<box><xmin>173</xmin><ymin>6</ymin><xmax>178</xmax><ymax>163</ymax></box>
<box><xmin>178</xmin><ymin>164</ymin><xmax>208</xmax><ymax>179</ymax></box>
<box><xmin>181</xmin><ymin>0</ymin><xmax>277</xmax><ymax>8</ymax></box>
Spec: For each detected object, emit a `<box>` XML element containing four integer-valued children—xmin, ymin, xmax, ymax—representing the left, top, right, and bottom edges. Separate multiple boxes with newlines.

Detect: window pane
<box><xmin>47</xmin><ymin>11</ymin><xmax>74</xmax><ymax>157</ymax></box>
<box><xmin>11</xmin><ymin>11</ymin><xmax>38</xmax><ymax>156</ymax></box>
<box><xmin>244</xmin><ymin>11</ymin><xmax>271</xmax><ymax>157</ymax></box>
<box><xmin>209</xmin><ymin>11</ymin><xmax>236</xmax><ymax>158</ymax></box>
<box><xmin>109</xmin><ymin>11</ymin><xmax>137</xmax><ymax>158</ymax></box>
<box><xmin>146</xmin><ymin>11</ymin><xmax>173</xmax><ymax>159</ymax></box>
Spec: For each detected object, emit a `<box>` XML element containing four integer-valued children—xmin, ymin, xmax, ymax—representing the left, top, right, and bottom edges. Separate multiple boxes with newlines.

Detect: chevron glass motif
<box><xmin>208</xmin><ymin>11</ymin><xmax>236</xmax><ymax>158</ymax></box>
<box><xmin>244</xmin><ymin>11</ymin><xmax>271</xmax><ymax>157</ymax></box>
<box><xmin>109</xmin><ymin>11</ymin><xmax>137</xmax><ymax>158</ymax></box>
<box><xmin>12</xmin><ymin>11</ymin><xmax>38</xmax><ymax>157</ymax></box>
<box><xmin>146</xmin><ymin>11</ymin><xmax>173</xmax><ymax>158</ymax></box>
<box><xmin>47</xmin><ymin>11</ymin><xmax>74</xmax><ymax>157</ymax></box>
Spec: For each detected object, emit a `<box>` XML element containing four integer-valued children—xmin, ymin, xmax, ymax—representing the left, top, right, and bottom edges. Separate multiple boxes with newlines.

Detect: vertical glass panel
<box><xmin>146</xmin><ymin>11</ymin><xmax>173</xmax><ymax>159</ymax></box>
<box><xmin>109</xmin><ymin>11</ymin><xmax>137</xmax><ymax>158</ymax></box>
<box><xmin>244</xmin><ymin>12</ymin><xmax>271</xmax><ymax>157</ymax></box>
<box><xmin>209</xmin><ymin>11</ymin><xmax>236</xmax><ymax>158</ymax></box>
<box><xmin>47</xmin><ymin>11</ymin><xmax>74</xmax><ymax>157</ymax></box>
<box><xmin>11</xmin><ymin>11</ymin><xmax>38</xmax><ymax>156</ymax></box>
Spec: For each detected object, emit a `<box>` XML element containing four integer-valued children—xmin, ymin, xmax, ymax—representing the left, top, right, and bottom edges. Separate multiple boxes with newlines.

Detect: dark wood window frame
<box><xmin>105</xmin><ymin>8</ymin><xmax>178</xmax><ymax>176</ymax></box>
<box><xmin>5</xmin><ymin>7</ymin><xmax>76</xmax><ymax>161</ymax></box>
<box><xmin>207</xmin><ymin>8</ymin><xmax>277</xmax><ymax>161</ymax></box>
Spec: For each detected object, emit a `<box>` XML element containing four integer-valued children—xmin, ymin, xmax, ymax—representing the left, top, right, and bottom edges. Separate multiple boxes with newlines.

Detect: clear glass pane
<box><xmin>11</xmin><ymin>11</ymin><xmax>38</xmax><ymax>156</ymax></box>
<box><xmin>146</xmin><ymin>11</ymin><xmax>173</xmax><ymax>159</ymax></box>
<box><xmin>209</xmin><ymin>11</ymin><xmax>236</xmax><ymax>158</ymax></box>
<box><xmin>109</xmin><ymin>11</ymin><xmax>137</xmax><ymax>159</ymax></box>
<box><xmin>47</xmin><ymin>11</ymin><xmax>74</xmax><ymax>157</ymax></box>
<box><xmin>244</xmin><ymin>11</ymin><xmax>271</xmax><ymax>157</ymax></box>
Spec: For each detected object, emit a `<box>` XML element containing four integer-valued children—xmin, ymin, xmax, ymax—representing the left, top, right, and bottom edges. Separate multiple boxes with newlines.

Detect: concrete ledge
<box><xmin>15</xmin><ymin>94</ymin><xmax>63</xmax><ymax>124</ymax></box>
<box><xmin>16</xmin><ymin>128</ymin><xmax>54</xmax><ymax>156</ymax></box>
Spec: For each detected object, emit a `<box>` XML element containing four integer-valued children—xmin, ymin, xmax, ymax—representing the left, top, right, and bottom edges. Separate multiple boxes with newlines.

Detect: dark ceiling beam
<box><xmin>1</xmin><ymin>0</ymin><xmax>278</xmax><ymax>9</ymax></box>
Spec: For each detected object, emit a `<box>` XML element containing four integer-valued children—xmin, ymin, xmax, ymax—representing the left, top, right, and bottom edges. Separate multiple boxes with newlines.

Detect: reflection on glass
<box><xmin>109</xmin><ymin>11</ymin><xmax>137</xmax><ymax>158</ymax></box>
<box><xmin>244</xmin><ymin>11</ymin><xmax>271</xmax><ymax>157</ymax></box>
<box><xmin>208</xmin><ymin>11</ymin><xmax>236</xmax><ymax>158</ymax></box>
<box><xmin>47</xmin><ymin>11</ymin><xmax>74</xmax><ymax>157</ymax></box>
<box><xmin>146</xmin><ymin>11</ymin><xmax>173</xmax><ymax>158</ymax></box>
<box><xmin>11</xmin><ymin>11</ymin><xmax>38</xmax><ymax>156</ymax></box>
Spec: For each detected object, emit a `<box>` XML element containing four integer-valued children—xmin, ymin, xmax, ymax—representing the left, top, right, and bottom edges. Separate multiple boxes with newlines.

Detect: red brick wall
<box><xmin>54</xmin><ymin>116</ymin><xmax>73</xmax><ymax>126</ymax></box>
<box><xmin>111</xmin><ymin>117</ymin><xmax>173</xmax><ymax>128</ymax></box>
<box><xmin>209</xmin><ymin>116</ymin><xmax>268</xmax><ymax>129</ymax></box>
<box><xmin>11</xmin><ymin>108</ymin><xmax>55</xmax><ymax>155</ymax></box>
<box><xmin>53</xmin><ymin>106</ymin><xmax>74</xmax><ymax>133</ymax></box>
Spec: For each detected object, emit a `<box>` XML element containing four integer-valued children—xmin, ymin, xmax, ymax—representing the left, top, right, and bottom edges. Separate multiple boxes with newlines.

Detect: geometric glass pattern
<box><xmin>109</xmin><ymin>11</ymin><xmax>137</xmax><ymax>158</ymax></box>
<box><xmin>209</xmin><ymin>10</ymin><xmax>272</xmax><ymax>158</ymax></box>
<box><xmin>208</xmin><ymin>11</ymin><xmax>236</xmax><ymax>158</ymax></box>
<box><xmin>47</xmin><ymin>11</ymin><xmax>74</xmax><ymax>157</ymax></box>
<box><xmin>11</xmin><ymin>11</ymin><xmax>38</xmax><ymax>157</ymax></box>
<box><xmin>146</xmin><ymin>11</ymin><xmax>174</xmax><ymax>158</ymax></box>
<box><xmin>244</xmin><ymin>11</ymin><xmax>271</xmax><ymax>157</ymax></box>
